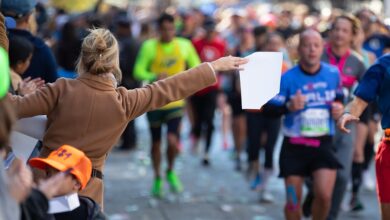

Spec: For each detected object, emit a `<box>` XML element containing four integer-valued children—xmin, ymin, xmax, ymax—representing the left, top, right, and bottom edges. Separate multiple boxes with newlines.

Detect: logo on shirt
<box><xmin>162</xmin><ymin>58</ymin><xmax>177</xmax><ymax>68</ymax></box>
<box><xmin>201</xmin><ymin>46</ymin><xmax>221</xmax><ymax>62</ymax></box>
<box><xmin>345</xmin><ymin>67</ymin><xmax>353</xmax><ymax>75</ymax></box>
<box><xmin>303</xmin><ymin>82</ymin><xmax>327</xmax><ymax>91</ymax></box>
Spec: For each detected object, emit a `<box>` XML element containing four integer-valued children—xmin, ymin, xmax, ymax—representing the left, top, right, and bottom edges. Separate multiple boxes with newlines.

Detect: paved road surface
<box><xmin>104</xmin><ymin>114</ymin><xmax>380</xmax><ymax>220</ymax></box>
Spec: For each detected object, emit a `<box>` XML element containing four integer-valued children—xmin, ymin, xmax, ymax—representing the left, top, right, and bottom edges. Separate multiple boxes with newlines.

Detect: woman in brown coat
<box><xmin>9</xmin><ymin>28</ymin><xmax>247</xmax><ymax>207</ymax></box>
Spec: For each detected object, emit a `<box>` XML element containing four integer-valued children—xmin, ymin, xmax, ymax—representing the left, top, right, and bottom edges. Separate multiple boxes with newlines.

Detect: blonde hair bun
<box><xmin>76</xmin><ymin>28</ymin><xmax>122</xmax><ymax>82</ymax></box>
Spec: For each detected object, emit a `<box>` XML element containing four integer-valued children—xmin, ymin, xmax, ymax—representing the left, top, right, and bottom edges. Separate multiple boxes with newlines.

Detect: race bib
<box><xmin>300</xmin><ymin>108</ymin><xmax>330</xmax><ymax>137</ymax></box>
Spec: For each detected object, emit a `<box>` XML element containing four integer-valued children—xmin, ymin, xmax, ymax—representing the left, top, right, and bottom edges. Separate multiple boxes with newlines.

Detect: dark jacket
<box><xmin>53</xmin><ymin>196</ymin><xmax>106</xmax><ymax>220</ymax></box>
<box><xmin>118</xmin><ymin>36</ymin><xmax>140</xmax><ymax>89</ymax></box>
<box><xmin>21</xmin><ymin>189</ymin><xmax>50</xmax><ymax>220</ymax></box>
<box><xmin>21</xmin><ymin>190</ymin><xmax>106</xmax><ymax>220</ymax></box>
<box><xmin>8</xmin><ymin>29</ymin><xmax>58</xmax><ymax>83</ymax></box>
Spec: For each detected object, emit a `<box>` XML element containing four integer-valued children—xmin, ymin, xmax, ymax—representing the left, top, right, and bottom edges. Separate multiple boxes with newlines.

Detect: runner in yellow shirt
<box><xmin>134</xmin><ymin>13</ymin><xmax>200</xmax><ymax>197</ymax></box>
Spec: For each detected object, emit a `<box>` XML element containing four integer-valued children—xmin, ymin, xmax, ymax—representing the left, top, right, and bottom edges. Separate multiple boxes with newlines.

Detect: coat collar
<box><xmin>77</xmin><ymin>73</ymin><xmax>117</xmax><ymax>91</ymax></box>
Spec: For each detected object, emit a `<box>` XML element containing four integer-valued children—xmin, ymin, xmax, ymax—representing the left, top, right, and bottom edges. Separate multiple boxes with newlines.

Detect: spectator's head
<box><xmin>1</xmin><ymin>0</ymin><xmax>36</xmax><ymax>29</ymax></box>
<box><xmin>230</xmin><ymin>9</ymin><xmax>246</xmax><ymax>28</ymax></box>
<box><xmin>352</xmin><ymin>24</ymin><xmax>365</xmax><ymax>50</ymax></box>
<box><xmin>263</xmin><ymin>32</ymin><xmax>284</xmax><ymax>52</ymax></box>
<box><xmin>76</xmin><ymin>28</ymin><xmax>121</xmax><ymax>83</ymax></box>
<box><xmin>298</xmin><ymin>29</ymin><xmax>323</xmax><ymax>68</ymax></box>
<box><xmin>29</xmin><ymin>145</ymin><xmax>92</xmax><ymax>196</ymax></box>
<box><xmin>253</xmin><ymin>26</ymin><xmax>268</xmax><ymax>50</ymax></box>
<box><xmin>355</xmin><ymin>8</ymin><xmax>376</xmax><ymax>31</ymax></box>
<box><xmin>9</xmin><ymin>36</ymin><xmax>33</xmax><ymax>75</ymax></box>
<box><xmin>329</xmin><ymin>14</ymin><xmax>360</xmax><ymax>48</ymax></box>
<box><xmin>60</xmin><ymin>21</ymin><xmax>78</xmax><ymax>42</ymax></box>
<box><xmin>203</xmin><ymin>16</ymin><xmax>216</xmax><ymax>38</ymax></box>
<box><xmin>115</xmin><ymin>15</ymin><xmax>132</xmax><ymax>38</ymax></box>
<box><xmin>157</xmin><ymin>13</ymin><xmax>175</xmax><ymax>43</ymax></box>
<box><xmin>238</xmin><ymin>25</ymin><xmax>254</xmax><ymax>44</ymax></box>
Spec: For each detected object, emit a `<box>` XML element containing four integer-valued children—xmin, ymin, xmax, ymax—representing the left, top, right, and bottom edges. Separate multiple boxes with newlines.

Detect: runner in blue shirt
<box><xmin>339</xmin><ymin>54</ymin><xmax>390</xmax><ymax>220</ymax></box>
<box><xmin>263</xmin><ymin>29</ymin><xmax>344</xmax><ymax>220</ymax></box>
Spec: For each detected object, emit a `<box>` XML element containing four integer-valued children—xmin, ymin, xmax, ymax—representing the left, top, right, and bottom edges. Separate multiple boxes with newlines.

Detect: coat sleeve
<box><xmin>9</xmin><ymin>79</ymin><xmax>62</xmax><ymax>118</ymax></box>
<box><xmin>125</xmin><ymin>63</ymin><xmax>216</xmax><ymax>120</ymax></box>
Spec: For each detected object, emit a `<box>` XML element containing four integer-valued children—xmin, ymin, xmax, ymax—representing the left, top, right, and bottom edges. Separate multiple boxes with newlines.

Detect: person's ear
<box><xmin>73</xmin><ymin>181</ymin><xmax>82</xmax><ymax>191</ymax></box>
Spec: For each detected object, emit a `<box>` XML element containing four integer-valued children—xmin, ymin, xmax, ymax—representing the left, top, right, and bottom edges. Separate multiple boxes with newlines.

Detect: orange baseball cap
<box><xmin>29</xmin><ymin>145</ymin><xmax>92</xmax><ymax>190</ymax></box>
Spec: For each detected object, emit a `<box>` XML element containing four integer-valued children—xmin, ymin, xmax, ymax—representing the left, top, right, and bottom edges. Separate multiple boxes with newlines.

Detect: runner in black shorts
<box><xmin>263</xmin><ymin>30</ymin><xmax>343</xmax><ymax>220</ymax></box>
<box><xmin>147</xmin><ymin>108</ymin><xmax>183</xmax><ymax>143</ymax></box>
<box><xmin>280</xmin><ymin>136</ymin><xmax>341</xmax><ymax>178</ymax></box>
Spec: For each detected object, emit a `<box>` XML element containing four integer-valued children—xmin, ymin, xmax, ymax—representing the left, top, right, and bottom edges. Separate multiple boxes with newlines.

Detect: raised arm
<box><xmin>125</xmin><ymin>56</ymin><xmax>247</xmax><ymax>120</ymax></box>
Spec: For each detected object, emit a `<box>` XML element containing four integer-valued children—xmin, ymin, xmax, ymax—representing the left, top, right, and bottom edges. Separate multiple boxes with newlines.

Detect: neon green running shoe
<box><xmin>166</xmin><ymin>171</ymin><xmax>183</xmax><ymax>193</ymax></box>
<box><xmin>151</xmin><ymin>178</ymin><xmax>164</xmax><ymax>198</ymax></box>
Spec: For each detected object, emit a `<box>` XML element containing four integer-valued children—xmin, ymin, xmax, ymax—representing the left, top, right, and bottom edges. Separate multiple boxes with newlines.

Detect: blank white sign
<box><xmin>239</xmin><ymin>52</ymin><xmax>283</xmax><ymax>109</ymax></box>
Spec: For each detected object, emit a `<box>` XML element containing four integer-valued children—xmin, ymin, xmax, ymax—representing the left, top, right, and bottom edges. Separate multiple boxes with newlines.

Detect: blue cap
<box><xmin>1</xmin><ymin>0</ymin><xmax>36</xmax><ymax>19</ymax></box>
<box><xmin>4</xmin><ymin>16</ymin><xmax>16</xmax><ymax>29</ymax></box>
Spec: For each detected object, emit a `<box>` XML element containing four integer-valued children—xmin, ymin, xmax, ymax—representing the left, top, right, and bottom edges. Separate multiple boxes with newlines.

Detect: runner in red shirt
<box><xmin>191</xmin><ymin>17</ymin><xmax>227</xmax><ymax>166</ymax></box>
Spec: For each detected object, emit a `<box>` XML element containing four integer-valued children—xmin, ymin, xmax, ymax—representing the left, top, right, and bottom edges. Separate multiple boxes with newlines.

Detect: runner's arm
<box><xmin>352</xmin><ymin>62</ymin><xmax>385</xmax><ymax>116</ymax></box>
<box><xmin>338</xmin><ymin>62</ymin><xmax>384</xmax><ymax>132</ymax></box>
<box><xmin>185</xmin><ymin>41</ymin><xmax>201</xmax><ymax>68</ymax></box>
<box><xmin>345</xmin><ymin>97</ymin><xmax>368</xmax><ymax>118</ymax></box>
<box><xmin>133</xmin><ymin>41</ymin><xmax>157</xmax><ymax>82</ymax></box>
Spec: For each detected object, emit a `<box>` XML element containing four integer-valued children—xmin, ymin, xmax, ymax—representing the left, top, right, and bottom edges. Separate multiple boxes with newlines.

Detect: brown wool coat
<box><xmin>10</xmin><ymin>63</ymin><xmax>216</xmax><ymax>207</ymax></box>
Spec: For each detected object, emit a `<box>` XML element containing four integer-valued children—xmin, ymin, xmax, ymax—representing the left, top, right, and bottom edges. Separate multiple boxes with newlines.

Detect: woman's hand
<box><xmin>18</xmin><ymin>77</ymin><xmax>45</xmax><ymax>96</ymax></box>
<box><xmin>211</xmin><ymin>56</ymin><xmax>248</xmax><ymax>72</ymax></box>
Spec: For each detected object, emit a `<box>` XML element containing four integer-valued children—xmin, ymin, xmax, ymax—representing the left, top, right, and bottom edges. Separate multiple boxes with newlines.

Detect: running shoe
<box><xmin>250</xmin><ymin>173</ymin><xmax>262</xmax><ymax>191</ymax></box>
<box><xmin>259</xmin><ymin>189</ymin><xmax>274</xmax><ymax>203</ymax></box>
<box><xmin>167</xmin><ymin>171</ymin><xmax>183</xmax><ymax>193</ymax></box>
<box><xmin>350</xmin><ymin>197</ymin><xmax>364</xmax><ymax>212</ymax></box>
<box><xmin>363</xmin><ymin>171</ymin><xmax>376</xmax><ymax>191</ymax></box>
<box><xmin>151</xmin><ymin>178</ymin><xmax>163</xmax><ymax>198</ymax></box>
<box><xmin>202</xmin><ymin>158</ymin><xmax>210</xmax><ymax>166</ymax></box>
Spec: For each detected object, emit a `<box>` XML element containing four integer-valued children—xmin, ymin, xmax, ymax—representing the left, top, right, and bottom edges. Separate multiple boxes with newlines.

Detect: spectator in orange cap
<box><xmin>28</xmin><ymin>145</ymin><xmax>106</xmax><ymax>219</ymax></box>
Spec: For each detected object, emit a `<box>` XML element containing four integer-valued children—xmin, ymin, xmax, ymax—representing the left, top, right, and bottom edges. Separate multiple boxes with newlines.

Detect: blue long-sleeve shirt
<box><xmin>354</xmin><ymin>54</ymin><xmax>390</xmax><ymax>129</ymax></box>
<box><xmin>267</xmin><ymin>63</ymin><xmax>342</xmax><ymax>137</ymax></box>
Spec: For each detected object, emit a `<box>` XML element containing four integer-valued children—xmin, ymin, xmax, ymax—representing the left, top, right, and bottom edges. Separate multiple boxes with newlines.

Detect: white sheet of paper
<box><xmin>48</xmin><ymin>193</ymin><xmax>80</xmax><ymax>214</ymax></box>
<box><xmin>10</xmin><ymin>132</ymin><xmax>38</xmax><ymax>163</ymax></box>
<box><xmin>13</xmin><ymin>115</ymin><xmax>47</xmax><ymax>141</ymax></box>
<box><xmin>239</xmin><ymin>52</ymin><xmax>283</xmax><ymax>109</ymax></box>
